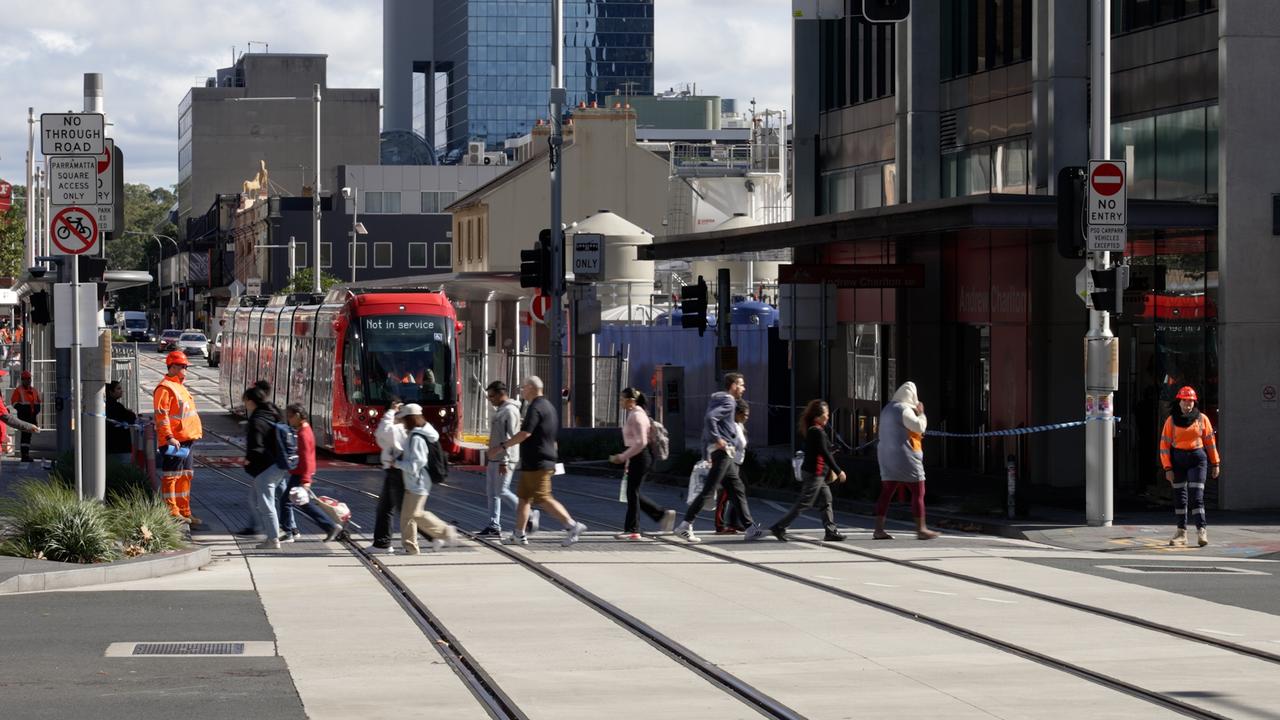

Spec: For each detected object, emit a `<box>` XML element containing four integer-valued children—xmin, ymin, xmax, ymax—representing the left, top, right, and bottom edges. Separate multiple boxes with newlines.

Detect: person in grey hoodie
<box><xmin>480</xmin><ymin>381</ymin><xmax>538</xmax><ymax>536</ymax></box>
<box><xmin>874</xmin><ymin>381</ymin><xmax>939</xmax><ymax>540</ymax></box>
<box><xmin>674</xmin><ymin>373</ymin><xmax>766</xmax><ymax>543</ymax></box>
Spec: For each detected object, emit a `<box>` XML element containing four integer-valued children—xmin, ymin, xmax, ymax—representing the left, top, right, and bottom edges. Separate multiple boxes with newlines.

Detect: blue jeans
<box><xmin>486</xmin><ymin>462</ymin><xmax>519</xmax><ymax>529</ymax></box>
<box><xmin>250</xmin><ymin>466</ymin><xmax>289</xmax><ymax>538</ymax></box>
<box><xmin>278</xmin><ymin>477</ymin><xmax>336</xmax><ymax>533</ymax></box>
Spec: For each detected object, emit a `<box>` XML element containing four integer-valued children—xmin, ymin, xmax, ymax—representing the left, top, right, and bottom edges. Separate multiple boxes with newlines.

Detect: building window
<box><xmin>1115</xmin><ymin>0</ymin><xmax>1217</xmax><ymax>34</ymax></box>
<box><xmin>293</xmin><ymin>243</ymin><xmax>308</xmax><ymax>270</ymax></box>
<box><xmin>384</xmin><ymin>191</ymin><xmax>401</xmax><ymax>213</ymax></box>
<box><xmin>422</xmin><ymin>192</ymin><xmax>439</xmax><ymax>214</ymax></box>
<box><xmin>374</xmin><ymin>242</ymin><xmax>393</xmax><ymax>268</ymax></box>
<box><xmin>1111</xmin><ymin>104</ymin><xmax>1217</xmax><ymax>201</ymax></box>
<box><xmin>365</xmin><ymin>192</ymin><xmax>383</xmax><ymax>213</ymax></box>
<box><xmin>409</xmin><ymin>242</ymin><xmax>429</xmax><ymax>268</ymax></box>
<box><xmin>942</xmin><ymin>0</ymin><xmax>1033</xmax><ymax>80</ymax></box>
<box><xmin>353</xmin><ymin>242</ymin><xmax>368</xmax><ymax>268</ymax></box>
<box><xmin>847</xmin><ymin>324</ymin><xmax>881</xmax><ymax>402</ymax></box>
<box><xmin>320</xmin><ymin>242</ymin><xmax>333</xmax><ymax>268</ymax></box>
<box><xmin>435</xmin><ymin>243</ymin><xmax>453</xmax><ymax>269</ymax></box>
<box><xmin>941</xmin><ymin>137</ymin><xmax>1031</xmax><ymax>197</ymax></box>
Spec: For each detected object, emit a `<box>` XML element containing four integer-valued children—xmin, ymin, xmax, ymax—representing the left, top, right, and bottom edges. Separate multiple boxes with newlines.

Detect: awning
<box><xmin>641</xmin><ymin>193</ymin><xmax>1218</xmax><ymax>261</ymax></box>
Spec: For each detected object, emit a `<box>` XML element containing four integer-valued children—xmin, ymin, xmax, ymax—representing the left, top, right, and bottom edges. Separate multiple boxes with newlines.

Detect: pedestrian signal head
<box><xmin>1176</xmin><ymin>386</ymin><xmax>1198</xmax><ymax>402</ymax></box>
<box><xmin>165</xmin><ymin>350</ymin><xmax>190</xmax><ymax>368</ymax></box>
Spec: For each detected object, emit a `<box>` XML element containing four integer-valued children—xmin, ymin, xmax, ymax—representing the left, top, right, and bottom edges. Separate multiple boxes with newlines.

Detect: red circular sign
<box><xmin>97</xmin><ymin>145</ymin><xmax>111</xmax><ymax>175</ymax></box>
<box><xmin>531</xmin><ymin>291</ymin><xmax>551</xmax><ymax>324</ymax></box>
<box><xmin>50</xmin><ymin>206</ymin><xmax>98</xmax><ymax>255</ymax></box>
<box><xmin>1090</xmin><ymin>162</ymin><xmax>1125</xmax><ymax>197</ymax></box>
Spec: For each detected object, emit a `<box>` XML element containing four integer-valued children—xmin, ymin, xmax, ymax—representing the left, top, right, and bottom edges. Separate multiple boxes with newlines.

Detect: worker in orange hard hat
<box><xmin>1159</xmin><ymin>386</ymin><xmax>1219</xmax><ymax>548</ymax></box>
<box><xmin>154</xmin><ymin>350</ymin><xmax>203</xmax><ymax>524</ymax></box>
<box><xmin>0</xmin><ymin>369</ymin><xmax>40</xmax><ymax>464</ymax></box>
<box><xmin>10</xmin><ymin>370</ymin><xmax>41</xmax><ymax>462</ymax></box>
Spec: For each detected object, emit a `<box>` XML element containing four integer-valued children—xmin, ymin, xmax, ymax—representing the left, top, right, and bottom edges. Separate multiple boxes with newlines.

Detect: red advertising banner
<box><xmin>0</xmin><ymin>180</ymin><xmax>12</xmax><ymax>214</ymax></box>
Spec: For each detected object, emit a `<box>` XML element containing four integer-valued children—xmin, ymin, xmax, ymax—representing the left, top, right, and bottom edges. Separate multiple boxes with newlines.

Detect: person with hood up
<box><xmin>1160</xmin><ymin>386</ymin><xmax>1219</xmax><ymax>547</ymax></box>
<box><xmin>873</xmin><ymin>381</ymin><xmax>939</xmax><ymax>540</ymax></box>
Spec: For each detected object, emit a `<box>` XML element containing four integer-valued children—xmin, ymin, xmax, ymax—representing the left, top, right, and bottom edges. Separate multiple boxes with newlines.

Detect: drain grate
<box><xmin>133</xmin><ymin>642</ymin><xmax>244</xmax><ymax>656</ymax></box>
<box><xmin>105</xmin><ymin>641</ymin><xmax>276</xmax><ymax>658</ymax></box>
<box><xmin>1103</xmin><ymin>565</ymin><xmax>1269</xmax><ymax>576</ymax></box>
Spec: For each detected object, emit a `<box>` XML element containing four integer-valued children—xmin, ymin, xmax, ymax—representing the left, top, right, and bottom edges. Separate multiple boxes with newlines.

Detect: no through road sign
<box><xmin>49</xmin><ymin>206</ymin><xmax>99</xmax><ymax>255</ymax></box>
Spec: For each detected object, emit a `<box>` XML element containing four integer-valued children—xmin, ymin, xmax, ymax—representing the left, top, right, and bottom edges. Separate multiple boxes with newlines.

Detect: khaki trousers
<box><xmin>400</xmin><ymin>491</ymin><xmax>448</xmax><ymax>553</ymax></box>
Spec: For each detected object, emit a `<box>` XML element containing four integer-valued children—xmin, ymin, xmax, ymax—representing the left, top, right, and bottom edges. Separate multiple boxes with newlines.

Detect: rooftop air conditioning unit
<box><xmin>466</xmin><ymin>141</ymin><xmax>485</xmax><ymax>165</ymax></box>
<box><xmin>482</xmin><ymin>151</ymin><xmax>508</xmax><ymax>166</ymax></box>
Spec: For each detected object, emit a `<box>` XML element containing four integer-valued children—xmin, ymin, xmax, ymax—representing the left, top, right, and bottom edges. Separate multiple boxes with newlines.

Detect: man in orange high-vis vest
<box><xmin>1159</xmin><ymin>386</ymin><xmax>1220</xmax><ymax>548</ymax></box>
<box><xmin>154</xmin><ymin>351</ymin><xmax>203</xmax><ymax>524</ymax></box>
<box><xmin>10</xmin><ymin>371</ymin><xmax>41</xmax><ymax>462</ymax></box>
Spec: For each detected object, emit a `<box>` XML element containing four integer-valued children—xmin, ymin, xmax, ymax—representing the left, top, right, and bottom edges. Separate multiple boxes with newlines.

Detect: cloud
<box><xmin>30</xmin><ymin>29</ymin><xmax>88</xmax><ymax>56</ymax></box>
<box><xmin>0</xmin><ymin>0</ymin><xmax>791</xmax><ymax>191</ymax></box>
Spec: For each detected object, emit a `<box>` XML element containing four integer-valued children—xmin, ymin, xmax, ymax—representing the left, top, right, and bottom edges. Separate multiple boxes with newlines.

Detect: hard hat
<box><xmin>166</xmin><ymin>350</ymin><xmax>190</xmax><ymax>367</ymax></box>
<box><xmin>1176</xmin><ymin>386</ymin><xmax>1198</xmax><ymax>401</ymax></box>
<box><xmin>20</xmin><ymin>370</ymin><xmax>31</xmax><ymax>380</ymax></box>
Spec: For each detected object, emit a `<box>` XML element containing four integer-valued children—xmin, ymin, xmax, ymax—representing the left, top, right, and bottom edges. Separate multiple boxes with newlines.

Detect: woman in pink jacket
<box><xmin>609</xmin><ymin>387</ymin><xmax>678</xmax><ymax>540</ymax></box>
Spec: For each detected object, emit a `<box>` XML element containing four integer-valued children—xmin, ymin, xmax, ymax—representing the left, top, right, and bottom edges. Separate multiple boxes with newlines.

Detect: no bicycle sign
<box><xmin>49</xmin><ymin>206</ymin><xmax>99</xmax><ymax>255</ymax></box>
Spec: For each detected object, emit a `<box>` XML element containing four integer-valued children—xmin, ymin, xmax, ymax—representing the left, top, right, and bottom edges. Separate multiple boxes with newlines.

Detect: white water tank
<box><xmin>570</xmin><ymin>209</ymin><xmax>656</xmax><ymax>311</ymax></box>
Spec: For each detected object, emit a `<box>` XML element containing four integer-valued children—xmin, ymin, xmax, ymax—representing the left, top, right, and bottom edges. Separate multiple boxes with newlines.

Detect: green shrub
<box><xmin>105</xmin><ymin>488</ymin><xmax>186</xmax><ymax>554</ymax></box>
<box><xmin>0</xmin><ymin>480</ymin><xmax>118</xmax><ymax>564</ymax></box>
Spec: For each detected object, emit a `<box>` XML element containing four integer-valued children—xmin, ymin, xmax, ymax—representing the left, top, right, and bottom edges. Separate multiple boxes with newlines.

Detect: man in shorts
<box><xmin>496</xmin><ymin>376</ymin><xmax>586</xmax><ymax>546</ymax></box>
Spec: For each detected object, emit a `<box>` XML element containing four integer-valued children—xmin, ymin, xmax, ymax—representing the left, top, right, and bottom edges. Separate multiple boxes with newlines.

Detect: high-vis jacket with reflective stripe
<box><xmin>153</xmin><ymin>375</ymin><xmax>203</xmax><ymax>447</ymax></box>
<box><xmin>1159</xmin><ymin>413</ymin><xmax>1220</xmax><ymax>469</ymax></box>
<box><xmin>10</xmin><ymin>386</ymin><xmax>40</xmax><ymax>407</ymax></box>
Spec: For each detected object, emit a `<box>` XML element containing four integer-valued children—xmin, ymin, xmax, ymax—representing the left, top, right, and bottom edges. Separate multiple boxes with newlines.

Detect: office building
<box><xmin>383</xmin><ymin>0</ymin><xmax>654</xmax><ymax>162</ymax></box>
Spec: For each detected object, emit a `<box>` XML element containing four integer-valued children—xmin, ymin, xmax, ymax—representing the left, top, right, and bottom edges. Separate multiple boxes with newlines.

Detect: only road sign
<box><xmin>49</xmin><ymin>206</ymin><xmax>99</xmax><ymax>255</ymax></box>
<box><xmin>40</xmin><ymin>113</ymin><xmax>105</xmax><ymax>156</ymax></box>
<box><xmin>1087</xmin><ymin>160</ymin><xmax>1127</xmax><ymax>227</ymax></box>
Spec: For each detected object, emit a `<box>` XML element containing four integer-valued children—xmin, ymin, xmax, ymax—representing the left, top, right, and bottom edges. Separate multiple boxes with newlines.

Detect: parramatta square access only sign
<box><xmin>1086</xmin><ymin>159</ymin><xmax>1127</xmax><ymax>253</ymax></box>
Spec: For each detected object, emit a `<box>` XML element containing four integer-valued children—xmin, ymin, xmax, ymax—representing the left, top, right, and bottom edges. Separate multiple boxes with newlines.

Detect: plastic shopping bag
<box><xmin>288</xmin><ymin>486</ymin><xmax>310</xmax><ymax>506</ymax></box>
<box><xmin>792</xmin><ymin>452</ymin><xmax>805</xmax><ymax>482</ymax></box>
<box><xmin>686</xmin><ymin>460</ymin><xmax>712</xmax><ymax>505</ymax></box>
<box><xmin>618</xmin><ymin>475</ymin><xmax>627</xmax><ymax>503</ymax></box>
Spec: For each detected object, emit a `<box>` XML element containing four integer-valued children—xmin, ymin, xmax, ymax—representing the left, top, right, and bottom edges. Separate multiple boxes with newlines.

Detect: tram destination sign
<box><xmin>41</xmin><ymin>113</ymin><xmax>105</xmax><ymax>156</ymax></box>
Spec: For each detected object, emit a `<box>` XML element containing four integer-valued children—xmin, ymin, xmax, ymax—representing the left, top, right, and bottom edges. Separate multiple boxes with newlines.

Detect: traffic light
<box><xmin>1089</xmin><ymin>265</ymin><xmax>1131</xmax><ymax>315</ymax></box>
<box><xmin>1057</xmin><ymin>166</ymin><xmax>1087</xmax><ymax>259</ymax></box>
<box><xmin>680</xmin><ymin>275</ymin><xmax>709</xmax><ymax>336</ymax></box>
<box><xmin>863</xmin><ymin>0</ymin><xmax>910</xmax><ymax>22</ymax></box>
<box><xmin>520</xmin><ymin>229</ymin><xmax>552</xmax><ymax>292</ymax></box>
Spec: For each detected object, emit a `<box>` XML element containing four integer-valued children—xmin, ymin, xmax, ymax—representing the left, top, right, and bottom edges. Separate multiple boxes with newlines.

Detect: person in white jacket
<box><xmin>371</xmin><ymin>397</ymin><xmax>408</xmax><ymax>553</ymax></box>
<box><xmin>395</xmin><ymin>404</ymin><xmax>457</xmax><ymax>553</ymax></box>
<box><xmin>874</xmin><ymin>381</ymin><xmax>939</xmax><ymax>540</ymax></box>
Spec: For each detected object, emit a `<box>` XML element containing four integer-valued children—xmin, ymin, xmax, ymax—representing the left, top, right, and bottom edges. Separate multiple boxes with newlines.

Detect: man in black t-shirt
<box><xmin>496</xmin><ymin>376</ymin><xmax>587</xmax><ymax>546</ymax></box>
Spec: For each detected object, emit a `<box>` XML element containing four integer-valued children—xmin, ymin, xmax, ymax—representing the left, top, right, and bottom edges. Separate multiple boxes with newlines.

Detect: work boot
<box><xmin>1197</xmin><ymin>527</ymin><xmax>1208</xmax><ymax>547</ymax></box>
<box><xmin>1169</xmin><ymin>528</ymin><xmax>1187</xmax><ymax>546</ymax></box>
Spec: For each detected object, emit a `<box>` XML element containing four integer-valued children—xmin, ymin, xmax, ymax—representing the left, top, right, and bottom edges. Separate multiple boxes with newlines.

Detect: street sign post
<box><xmin>1086</xmin><ymin>160</ymin><xmax>1127</xmax><ymax>252</ymax></box>
<box><xmin>40</xmin><ymin>113</ymin><xmax>104</xmax><ymax>155</ymax></box>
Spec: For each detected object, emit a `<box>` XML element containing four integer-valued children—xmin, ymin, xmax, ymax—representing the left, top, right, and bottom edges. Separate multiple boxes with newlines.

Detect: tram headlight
<box><xmin>438</xmin><ymin>409</ymin><xmax>446</xmax><ymax>418</ymax></box>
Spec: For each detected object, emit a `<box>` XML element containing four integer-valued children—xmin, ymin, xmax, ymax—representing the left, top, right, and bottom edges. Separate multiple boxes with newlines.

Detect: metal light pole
<box><xmin>25</xmin><ymin>108</ymin><xmax>34</xmax><ymax>270</ymax></box>
<box><xmin>125</xmin><ymin>232</ymin><xmax>177</xmax><ymax>330</ymax></box>
<box><xmin>548</xmin><ymin>0</ymin><xmax>567</xmax><ymax>411</ymax></box>
<box><xmin>341</xmin><ymin>187</ymin><xmax>367</xmax><ymax>283</ymax></box>
<box><xmin>1086</xmin><ymin>0</ymin><xmax>1115</xmax><ymax>527</ymax></box>
<box><xmin>314</xmin><ymin>83</ymin><xmax>322</xmax><ymax>293</ymax></box>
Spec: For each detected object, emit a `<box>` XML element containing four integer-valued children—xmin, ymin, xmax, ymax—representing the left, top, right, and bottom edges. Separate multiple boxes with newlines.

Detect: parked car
<box><xmin>207</xmin><ymin>332</ymin><xmax>222</xmax><ymax>368</ymax></box>
<box><xmin>176</xmin><ymin>332</ymin><xmax>209</xmax><ymax>359</ymax></box>
<box><xmin>157</xmin><ymin>329</ymin><xmax>183</xmax><ymax>352</ymax></box>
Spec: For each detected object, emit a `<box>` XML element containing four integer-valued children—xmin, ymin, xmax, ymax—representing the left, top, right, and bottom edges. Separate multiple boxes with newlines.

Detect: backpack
<box><xmin>272</xmin><ymin>421</ymin><xmax>299</xmax><ymax>470</ymax></box>
<box><xmin>648</xmin><ymin>418</ymin><xmax>671</xmax><ymax>461</ymax></box>
<box><xmin>411</xmin><ymin>428</ymin><xmax>450</xmax><ymax>484</ymax></box>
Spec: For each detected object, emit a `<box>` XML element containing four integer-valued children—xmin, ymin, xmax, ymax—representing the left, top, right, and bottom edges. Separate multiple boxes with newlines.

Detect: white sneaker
<box><xmin>744</xmin><ymin>524</ymin><xmax>767</xmax><ymax>542</ymax></box>
<box><xmin>255</xmin><ymin>538</ymin><xmax>282</xmax><ymax>550</ymax></box>
<box><xmin>658</xmin><ymin>509</ymin><xmax>677</xmax><ymax>534</ymax></box>
<box><xmin>674</xmin><ymin>521</ymin><xmax>700</xmax><ymax>543</ymax></box>
<box><xmin>278</xmin><ymin>532</ymin><xmax>296</xmax><ymax>544</ymax></box>
<box><xmin>431</xmin><ymin>537</ymin><xmax>446</xmax><ymax>552</ymax></box>
<box><xmin>563</xmin><ymin>521</ymin><xmax>587</xmax><ymax>546</ymax></box>
<box><xmin>445</xmin><ymin>526</ymin><xmax>459</xmax><ymax>547</ymax></box>
<box><xmin>373</xmin><ymin>544</ymin><xmax>396</xmax><ymax>555</ymax></box>
<box><xmin>503</xmin><ymin>533</ymin><xmax>529</xmax><ymax>546</ymax></box>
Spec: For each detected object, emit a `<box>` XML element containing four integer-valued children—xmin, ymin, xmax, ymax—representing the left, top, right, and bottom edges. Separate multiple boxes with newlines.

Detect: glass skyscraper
<box><xmin>384</xmin><ymin>0</ymin><xmax>654</xmax><ymax>164</ymax></box>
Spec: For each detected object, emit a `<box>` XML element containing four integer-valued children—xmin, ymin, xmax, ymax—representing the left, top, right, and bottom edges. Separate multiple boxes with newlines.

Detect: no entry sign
<box><xmin>49</xmin><ymin>206</ymin><xmax>99</xmax><ymax>255</ymax></box>
<box><xmin>1087</xmin><ymin>160</ymin><xmax>1127</xmax><ymax>225</ymax></box>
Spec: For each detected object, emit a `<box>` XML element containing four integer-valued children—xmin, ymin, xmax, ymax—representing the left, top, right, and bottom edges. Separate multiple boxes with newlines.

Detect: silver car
<box><xmin>176</xmin><ymin>332</ymin><xmax>209</xmax><ymax>358</ymax></box>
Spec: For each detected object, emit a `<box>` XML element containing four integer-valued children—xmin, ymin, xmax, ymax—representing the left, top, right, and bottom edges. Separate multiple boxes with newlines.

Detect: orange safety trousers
<box><xmin>160</xmin><ymin>442</ymin><xmax>196</xmax><ymax>518</ymax></box>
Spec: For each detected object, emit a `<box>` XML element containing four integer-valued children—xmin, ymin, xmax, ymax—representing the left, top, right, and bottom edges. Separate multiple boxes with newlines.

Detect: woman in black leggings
<box><xmin>609</xmin><ymin>388</ymin><xmax>677</xmax><ymax>540</ymax></box>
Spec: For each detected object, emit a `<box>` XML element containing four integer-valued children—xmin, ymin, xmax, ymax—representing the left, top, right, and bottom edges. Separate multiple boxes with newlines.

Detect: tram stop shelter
<box><xmin>642</xmin><ymin>193</ymin><xmax>1223</xmax><ymax>510</ymax></box>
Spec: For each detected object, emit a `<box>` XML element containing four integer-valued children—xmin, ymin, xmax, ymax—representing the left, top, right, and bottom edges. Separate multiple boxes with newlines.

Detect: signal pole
<box><xmin>1085</xmin><ymin>0</ymin><xmax>1115</xmax><ymax>527</ymax></box>
<box><xmin>548</xmin><ymin>0</ymin><xmax>566</xmax><ymax>411</ymax></box>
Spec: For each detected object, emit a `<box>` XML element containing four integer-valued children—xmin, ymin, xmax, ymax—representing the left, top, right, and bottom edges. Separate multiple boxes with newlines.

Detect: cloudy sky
<box><xmin>0</xmin><ymin>0</ymin><xmax>791</xmax><ymax>191</ymax></box>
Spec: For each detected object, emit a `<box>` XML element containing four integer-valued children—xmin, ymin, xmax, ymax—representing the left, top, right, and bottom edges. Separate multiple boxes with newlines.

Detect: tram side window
<box><xmin>344</xmin><ymin>324</ymin><xmax>364</xmax><ymax>404</ymax></box>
